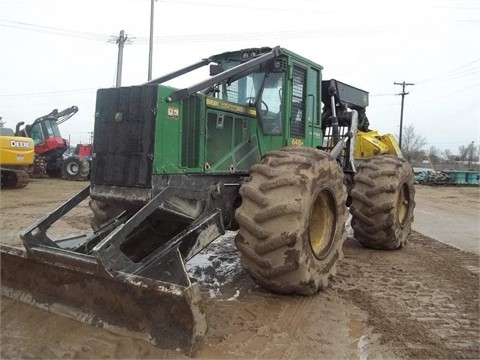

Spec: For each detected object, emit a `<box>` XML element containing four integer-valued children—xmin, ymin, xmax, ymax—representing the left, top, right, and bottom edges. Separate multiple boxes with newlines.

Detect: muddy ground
<box><xmin>0</xmin><ymin>179</ymin><xmax>479</xmax><ymax>359</ymax></box>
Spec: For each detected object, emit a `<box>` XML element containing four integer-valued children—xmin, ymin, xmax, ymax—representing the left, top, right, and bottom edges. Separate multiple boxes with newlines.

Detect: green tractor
<box><xmin>0</xmin><ymin>46</ymin><xmax>415</xmax><ymax>355</ymax></box>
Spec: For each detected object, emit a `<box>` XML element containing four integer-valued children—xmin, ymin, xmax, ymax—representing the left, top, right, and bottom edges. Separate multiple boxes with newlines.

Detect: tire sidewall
<box><xmin>394</xmin><ymin>161</ymin><xmax>415</xmax><ymax>238</ymax></box>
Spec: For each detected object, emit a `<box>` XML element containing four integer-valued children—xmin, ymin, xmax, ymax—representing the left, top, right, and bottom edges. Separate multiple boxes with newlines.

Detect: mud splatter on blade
<box><xmin>0</xmin><ymin>244</ymin><xmax>206</xmax><ymax>356</ymax></box>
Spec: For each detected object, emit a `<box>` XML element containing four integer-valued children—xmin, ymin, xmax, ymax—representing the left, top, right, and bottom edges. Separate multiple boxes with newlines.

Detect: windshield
<box><xmin>44</xmin><ymin>120</ymin><xmax>61</xmax><ymax>138</ymax></box>
<box><xmin>30</xmin><ymin>123</ymin><xmax>45</xmax><ymax>145</ymax></box>
<box><xmin>30</xmin><ymin>120</ymin><xmax>61</xmax><ymax>144</ymax></box>
<box><xmin>217</xmin><ymin>60</ymin><xmax>284</xmax><ymax>135</ymax></box>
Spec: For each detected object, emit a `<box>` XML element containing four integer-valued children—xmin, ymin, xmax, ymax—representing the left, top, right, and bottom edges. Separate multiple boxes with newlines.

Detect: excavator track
<box><xmin>0</xmin><ymin>167</ymin><xmax>30</xmax><ymax>189</ymax></box>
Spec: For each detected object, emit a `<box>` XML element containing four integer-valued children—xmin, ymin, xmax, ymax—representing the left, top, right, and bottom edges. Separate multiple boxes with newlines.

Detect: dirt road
<box><xmin>1</xmin><ymin>179</ymin><xmax>479</xmax><ymax>359</ymax></box>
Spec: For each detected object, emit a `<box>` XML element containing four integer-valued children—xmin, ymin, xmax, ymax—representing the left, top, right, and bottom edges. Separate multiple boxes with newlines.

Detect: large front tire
<box><xmin>350</xmin><ymin>156</ymin><xmax>415</xmax><ymax>250</ymax></box>
<box><xmin>235</xmin><ymin>147</ymin><xmax>348</xmax><ymax>295</ymax></box>
<box><xmin>89</xmin><ymin>200</ymin><xmax>123</xmax><ymax>231</ymax></box>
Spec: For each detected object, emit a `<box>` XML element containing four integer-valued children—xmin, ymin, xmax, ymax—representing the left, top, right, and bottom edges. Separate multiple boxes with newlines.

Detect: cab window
<box><xmin>44</xmin><ymin>120</ymin><xmax>61</xmax><ymax>138</ymax></box>
<box><xmin>30</xmin><ymin>123</ymin><xmax>45</xmax><ymax>145</ymax></box>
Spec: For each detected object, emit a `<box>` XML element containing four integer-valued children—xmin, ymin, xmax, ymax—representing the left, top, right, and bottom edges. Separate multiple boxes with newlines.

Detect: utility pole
<box><xmin>108</xmin><ymin>30</ymin><xmax>132</xmax><ymax>87</ymax></box>
<box><xmin>394</xmin><ymin>81</ymin><xmax>414</xmax><ymax>149</ymax></box>
<box><xmin>148</xmin><ymin>0</ymin><xmax>156</xmax><ymax>81</ymax></box>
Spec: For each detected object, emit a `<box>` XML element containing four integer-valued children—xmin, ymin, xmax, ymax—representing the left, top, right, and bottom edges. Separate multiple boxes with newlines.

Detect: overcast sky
<box><xmin>1</xmin><ymin>0</ymin><xmax>479</xmax><ymax>152</ymax></box>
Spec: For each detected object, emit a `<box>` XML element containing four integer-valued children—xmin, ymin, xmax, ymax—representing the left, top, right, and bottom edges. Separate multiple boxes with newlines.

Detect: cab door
<box><xmin>306</xmin><ymin>67</ymin><xmax>322</xmax><ymax>148</ymax></box>
<box><xmin>288</xmin><ymin>64</ymin><xmax>307</xmax><ymax>147</ymax></box>
<box><xmin>288</xmin><ymin>63</ymin><xmax>322</xmax><ymax>148</ymax></box>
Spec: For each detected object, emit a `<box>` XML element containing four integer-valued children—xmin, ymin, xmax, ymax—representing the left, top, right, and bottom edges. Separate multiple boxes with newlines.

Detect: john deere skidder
<box><xmin>0</xmin><ymin>46</ymin><xmax>415</xmax><ymax>355</ymax></box>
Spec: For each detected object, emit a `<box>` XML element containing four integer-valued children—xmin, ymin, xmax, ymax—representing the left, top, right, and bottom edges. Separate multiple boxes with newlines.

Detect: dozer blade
<box><xmin>1</xmin><ymin>185</ymin><xmax>226</xmax><ymax>355</ymax></box>
<box><xmin>0</xmin><ymin>244</ymin><xmax>206</xmax><ymax>356</ymax></box>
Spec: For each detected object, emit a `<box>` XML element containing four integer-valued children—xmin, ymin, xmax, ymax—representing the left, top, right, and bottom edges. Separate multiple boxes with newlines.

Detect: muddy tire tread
<box><xmin>235</xmin><ymin>147</ymin><xmax>347</xmax><ymax>295</ymax></box>
<box><xmin>350</xmin><ymin>156</ymin><xmax>415</xmax><ymax>249</ymax></box>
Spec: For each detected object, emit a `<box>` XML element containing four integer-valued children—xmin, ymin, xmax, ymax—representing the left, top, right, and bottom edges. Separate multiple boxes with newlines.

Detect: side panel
<box><xmin>155</xmin><ymin>91</ymin><xmax>260</xmax><ymax>175</ymax></box>
<box><xmin>154</xmin><ymin>87</ymin><xmax>205</xmax><ymax>174</ymax></box>
<box><xmin>205</xmin><ymin>110</ymin><xmax>260</xmax><ymax>173</ymax></box>
<box><xmin>181</xmin><ymin>97</ymin><xmax>204</xmax><ymax>171</ymax></box>
<box><xmin>91</xmin><ymin>86</ymin><xmax>157</xmax><ymax>187</ymax></box>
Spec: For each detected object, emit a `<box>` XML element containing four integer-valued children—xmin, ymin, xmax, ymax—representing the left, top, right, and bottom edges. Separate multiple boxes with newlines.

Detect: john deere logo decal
<box><xmin>10</xmin><ymin>140</ymin><xmax>31</xmax><ymax>148</ymax></box>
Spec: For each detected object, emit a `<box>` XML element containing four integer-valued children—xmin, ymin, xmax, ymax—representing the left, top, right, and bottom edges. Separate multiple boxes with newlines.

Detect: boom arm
<box><xmin>34</xmin><ymin>105</ymin><xmax>79</xmax><ymax>125</ymax></box>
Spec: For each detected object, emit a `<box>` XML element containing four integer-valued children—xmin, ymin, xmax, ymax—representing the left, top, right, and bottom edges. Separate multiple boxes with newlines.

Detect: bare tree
<box><xmin>0</xmin><ymin>116</ymin><xmax>4</xmax><ymax>128</ymax></box>
<box><xmin>442</xmin><ymin>149</ymin><xmax>454</xmax><ymax>167</ymax></box>
<box><xmin>458</xmin><ymin>145</ymin><xmax>468</xmax><ymax>161</ymax></box>
<box><xmin>428</xmin><ymin>146</ymin><xmax>440</xmax><ymax>166</ymax></box>
<box><xmin>442</xmin><ymin>149</ymin><xmax>453</xmax><ymax>160</ymax></box>
<box><xmin>466</xmin><ymin>141</ymin><xmax>478</xmax><ymax>165</ymax></box>
<box><xmin>400</xmin><ymin>124</ymin><xmax>427</xmax><ymax>162</ymax></box>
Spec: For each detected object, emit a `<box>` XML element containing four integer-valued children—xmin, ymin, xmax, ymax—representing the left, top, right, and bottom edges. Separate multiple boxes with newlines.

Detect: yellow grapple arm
<box><xmin>355</xmin><ymin>130</ymin><xmax>403</xmax><ymax>159</ymax></box>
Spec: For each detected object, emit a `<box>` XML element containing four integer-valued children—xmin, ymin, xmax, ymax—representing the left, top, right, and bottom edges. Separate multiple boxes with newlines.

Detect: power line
<box><xmin>409</xmin><ymin>83</ymin><xmax>480</xmax><ymax>105</ymax></box>
<box><xmin>133</xmin><ymin>22</ymin><xmax>478</xmax><ymax>44</ymax></box>
<box><xmin>416</xmin><ymin>58</ymin><xmax>480</xmax><ymax>84</ymax></box>
<box><xmin>1</xmin><ymin>18</ymin><xmax>476</xmax><ymax>45</ymax></box>
<box><xmin>370</xmin><ymin>82</ymin><xmax>480</xmax><ymax>107</ymax></box>
<box><xmin>2</xmin><ymin>0</ymin><xmax>478</xmax><ymax>12</ymax></box>
<box><xmin>158</xmin><ymin>0</ymin><xmax>480</xmax><ymax>13</ymax></box>
<box><xmin>1</xmin><ymin>88</ymin><xmax>98</xmax><ymax>97</ymax></box>
<box><xmin>0</xmin><ymin>19</ymin><xmax>111</xmax><ymax>42</ymax></box>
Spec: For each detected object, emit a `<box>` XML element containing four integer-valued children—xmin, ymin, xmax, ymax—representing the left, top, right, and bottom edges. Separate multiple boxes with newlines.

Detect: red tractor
<box><xmin>15</xmin><ymin>106</ymin><xmax>78</xmax><ymax>178</ymax></box>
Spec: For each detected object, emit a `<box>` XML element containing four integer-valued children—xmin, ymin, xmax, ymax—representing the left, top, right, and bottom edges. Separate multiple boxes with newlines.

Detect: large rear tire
<box><xmin>350</xmin><ymin>156</ymin><xmax>415</xmax><ymax>250</ymax></box>
<box><xmin>235</xmin><ymin>147</ymin><xmax>348</xmax><ymax>295</ymax></box>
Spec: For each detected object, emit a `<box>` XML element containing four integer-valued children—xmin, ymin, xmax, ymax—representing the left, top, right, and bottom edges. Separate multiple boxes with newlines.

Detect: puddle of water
<box><xmin>348</xmin><ymin>312</ymin><xmax>368</xmax><ymax>360</ymax></box>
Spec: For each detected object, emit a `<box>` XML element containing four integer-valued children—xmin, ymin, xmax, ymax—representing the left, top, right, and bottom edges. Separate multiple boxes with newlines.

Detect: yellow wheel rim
<box><xmin>309</xmin><ymin>189</ymin><xmax>336</xmax><ymax>260</ymax></box>
<box><xmin>397</xmin><ymin>183</ymin><xmax>410</xmax><ymax>226</ymax></box>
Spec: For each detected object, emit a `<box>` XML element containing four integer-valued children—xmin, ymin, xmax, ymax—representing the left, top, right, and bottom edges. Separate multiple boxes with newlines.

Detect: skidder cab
<box><xmin>0</xmin><ymin>46</ymin><xmax>415</xmax><ymax>355</ymax></box>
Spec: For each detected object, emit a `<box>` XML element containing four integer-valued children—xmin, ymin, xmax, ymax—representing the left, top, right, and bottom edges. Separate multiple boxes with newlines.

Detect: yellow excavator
<box><xmin>0</xmin><ymin>127</ymin><xmax>35</xmax><ymax>188</ymax></box>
